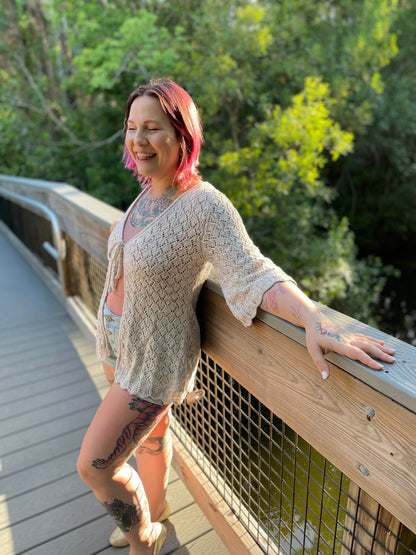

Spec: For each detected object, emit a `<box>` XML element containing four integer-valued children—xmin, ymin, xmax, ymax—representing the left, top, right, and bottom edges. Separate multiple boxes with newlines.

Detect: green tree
<box><xmin>334</xmin><ymin>0</ymin><xmax>416</xmax><ymax>257</ymax></box>
<box><xmin>218</xmin><ymin>76</ymin><xmax>391</xmax><ymax>319</ymax></box>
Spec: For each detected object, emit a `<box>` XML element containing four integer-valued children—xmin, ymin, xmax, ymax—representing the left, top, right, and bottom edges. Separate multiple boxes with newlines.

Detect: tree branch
<box><xmin>73</xmin><ymin>129</ymin><xmax>124</xmax><ymax>152</ymax></box>
<box><xmin>13</xmin><ymin>52</ymin><xmax>84</xmax><ymax>145</ymax></box>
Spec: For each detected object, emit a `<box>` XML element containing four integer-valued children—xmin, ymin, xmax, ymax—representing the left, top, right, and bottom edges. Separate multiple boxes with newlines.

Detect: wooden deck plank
<box><xmin>0</xmin><ymin>406</ymin><xmax>97</xmax><ymax>457</ymax></box>
<box><xmin>0</xmin><ymin>450</ymin><xmax>80</xmax><ymax>499</ymax></box>
<box><xmin>0</xmin><ymin>379</ymin><xmax>101</xmax><ymax>421</ymax></box>
<box><xmin>0</xmin><ymin>390</ymin><xmax>101</xmax><ymax>436</ymax></box>
<box><xmin>1</xmin><ymin>427</ymin><xmax>88</xmax><ymax>477</ymax></box>
<box><xmin>0</xmin><ymin>492</ymin><xmax>105</xmax><ymax>554</ymax></box>
<box><xmin>0</xmin><ymin>337</ymin><xmax>94</xmax><ymax>375</ymax></box>
<box><xmin>0</xmin><ymin>354</ymin><xmax>100</xmax><ymax>392</ymax></box>
<box><xmin>0</xmin><ymin>364</ymin><xmax>97</xmax><ymax>405</ymax></box>
<box><xmin>0</xmin><ymin>324</ymin><xmax>92</xmax><ymax>358</ymax></box>
<box><xmin>8</xmin><ymin>475</ymin><xmax>197</xmax><ymax>554</ymax></box>
<box><xmin>98</xmin><ymin>503</ymin><xmax>222</xmax><ymax>555</ymax></box>
<box><xmin>0</xmin><ymin>230</ymin><xmax>229</xmax><ymax>555</ymax></box>
<box><xmin>172</xmin><ymin>530</ymin><xmax>232</xmax><ymax>555</ymax></box>
<box><xmin>20</xmin><ymin>514</ymin><xmax>115</xmax><ymax>555</ymax></box>
<box><xmin>0</xmin><ymin>311</ymin><xmax>70</xmax><ymax>339</ymax></box>
<box><xmin>0</xmin><ymin>472</ymin><xmax>89</xmax><ymax>528</ymax></box>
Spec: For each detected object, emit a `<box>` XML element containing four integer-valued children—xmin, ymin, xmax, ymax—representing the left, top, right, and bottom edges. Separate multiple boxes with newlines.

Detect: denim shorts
<box><xmin>103</xmin><ymin>303</ymin><xmax>121</xmax><ymax>368</ymax></box>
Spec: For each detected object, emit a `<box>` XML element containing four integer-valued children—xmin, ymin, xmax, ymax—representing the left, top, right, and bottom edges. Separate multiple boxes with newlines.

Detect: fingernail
<box><xmin>376</xmin><ymin>363</ymin><xmax>384</xmax><ymax>369</ymax></box>
<box><xmin>322</xmin><ymin>371</ymin><xmax>329</xmax><ymax>380</ymax></box>
<box><xmin>388</xmin><ymin>356</ymin><xmax>396</xmax><ymax>362</ymax></box>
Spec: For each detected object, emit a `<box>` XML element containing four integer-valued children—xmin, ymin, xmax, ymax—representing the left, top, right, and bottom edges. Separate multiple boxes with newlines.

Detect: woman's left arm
<box><xmin>260</xmin><ymin>281</ymin><xmax>396</xmax><ymax>379</ymax></box>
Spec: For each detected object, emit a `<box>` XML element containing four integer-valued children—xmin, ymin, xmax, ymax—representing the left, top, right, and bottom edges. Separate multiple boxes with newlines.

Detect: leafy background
<box><xmin>1</xmin><ymin>0</ymin><xmax>415</xmax><ymax>342</ymax></box>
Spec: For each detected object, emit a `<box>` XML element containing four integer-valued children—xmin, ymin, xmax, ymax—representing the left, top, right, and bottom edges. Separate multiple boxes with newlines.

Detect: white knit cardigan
<box><xmin>96</xmin><ymin>182</ymin><xmax>293</xmax><ymax>405</ymax></box>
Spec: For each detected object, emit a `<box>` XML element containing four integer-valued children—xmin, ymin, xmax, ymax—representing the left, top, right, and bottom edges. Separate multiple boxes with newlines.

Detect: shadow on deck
<box><xmin>0</xmin><ymin>231</ymin><xmax>229</xmax><ymax>555</ymax></box>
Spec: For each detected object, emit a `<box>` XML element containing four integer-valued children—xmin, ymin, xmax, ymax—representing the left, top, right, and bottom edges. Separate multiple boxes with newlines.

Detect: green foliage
<box><xmin>217</xmin><ymin>76</ymin><xmax>380</xmax><ymax>317</ymax></box>
<box><xmin>68</xmin><ymin>12</ymin><xmax>179</xmax><ymax>93</ymax></box>
<box><xmin>334</xmin><ymin>0</ymin><xmax>416</xmax><ymax>256</ymax></box>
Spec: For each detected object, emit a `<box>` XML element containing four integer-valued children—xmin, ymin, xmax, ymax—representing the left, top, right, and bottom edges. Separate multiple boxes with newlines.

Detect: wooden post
<box><xmin>341</xmin><ymin>482</ymin><xmax>401</xmax><ymax>554</ymax></box>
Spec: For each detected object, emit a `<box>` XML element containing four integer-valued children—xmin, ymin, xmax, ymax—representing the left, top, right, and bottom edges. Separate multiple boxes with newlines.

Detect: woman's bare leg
<box><xmin>103</xmin><ymin>361</ymin><xmax>116</xmax><ymax>386</ymax></box>
<box><xmin>77</xmin><ymin>382</ymin><xmax>170</xmax><ymax>554</ymax></box>
<box><xmin>135</xmin><ymin>411</ymin><xmax>172</xmax><ymax>519</ymax></box>
<box><xmin>103</xmin><ymin>362</ymin><xmax>172</xmax><ymax>519</ymax></box>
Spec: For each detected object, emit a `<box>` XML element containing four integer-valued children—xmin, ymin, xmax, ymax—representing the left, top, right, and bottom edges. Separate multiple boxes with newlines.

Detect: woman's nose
<box><xmin>134</xmin><ymin>129</ymin><xmax>147</xmax><ymax>145</ymax></box>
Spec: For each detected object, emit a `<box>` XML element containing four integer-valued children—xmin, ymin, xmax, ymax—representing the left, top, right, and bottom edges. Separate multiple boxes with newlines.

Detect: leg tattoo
<box><xmin>101</xmin><ymin>493</ymin><xmax>142</xmax><ymax>532</ymax></box>
<box><xmin>136</xmin><ymin>436</ymin><xmax>167</xmax><ymax>456</ymax></box>
<box><xmin>92</xmin><ymin>399</ymin><xmax>168</xmax><ymax>469</ymax></box>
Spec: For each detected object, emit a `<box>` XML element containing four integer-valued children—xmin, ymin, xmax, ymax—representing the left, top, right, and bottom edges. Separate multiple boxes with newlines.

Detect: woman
<box><xmin>77</xmin><ymin>78</ymin><xmax>395</xmax><ymax>555</ymax></box>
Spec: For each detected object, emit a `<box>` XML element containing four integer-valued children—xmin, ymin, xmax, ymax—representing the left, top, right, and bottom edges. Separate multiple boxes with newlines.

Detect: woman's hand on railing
<box><xmin>303</xmin><ymin>311</ymin><xmax>396</xmax><ymax>379</ymax></box>
<box><xmin>260</xmin><ymin>280</ymin><xmax>396</xmax><ymax>379</ymax></box>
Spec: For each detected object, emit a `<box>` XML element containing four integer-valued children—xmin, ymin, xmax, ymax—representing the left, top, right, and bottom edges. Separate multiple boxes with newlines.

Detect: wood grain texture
<box><xmin>198</xmin><ymin>287</ymin><xmax>416</xmax><ymax>535</ymax></box>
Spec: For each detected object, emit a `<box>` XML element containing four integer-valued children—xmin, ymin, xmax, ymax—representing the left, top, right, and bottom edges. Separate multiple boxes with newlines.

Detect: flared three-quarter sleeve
<box><xmin>201</xmin><ymin>189</ymin><xmax>295</xmax><ymax>327</ymax></box>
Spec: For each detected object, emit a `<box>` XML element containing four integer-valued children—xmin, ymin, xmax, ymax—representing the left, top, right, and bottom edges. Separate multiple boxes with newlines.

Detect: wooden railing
<box><xmin>1</xmin><ymin>174</ymin><xmax>415</xmax><ymax>555</ymax></box>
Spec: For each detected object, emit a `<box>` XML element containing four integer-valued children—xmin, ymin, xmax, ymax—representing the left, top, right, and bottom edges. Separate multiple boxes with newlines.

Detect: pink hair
<box><xmin>122</xmin><ymin>78</ymin><xmax>203</xmax><ymax>191</ymax></box>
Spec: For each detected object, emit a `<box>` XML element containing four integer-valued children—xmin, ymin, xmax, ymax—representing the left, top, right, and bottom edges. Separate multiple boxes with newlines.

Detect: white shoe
<box><xmin>153</xmin><ymin>522</ymin><xmax>167</xmax><ymax>555</ymax></box>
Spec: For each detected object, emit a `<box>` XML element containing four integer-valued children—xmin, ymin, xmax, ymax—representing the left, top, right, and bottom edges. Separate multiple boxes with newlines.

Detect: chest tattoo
<box><xmin>130</xmin><ymin>188</ymin><xmax>177</xmax><ymax>229</ymax></box>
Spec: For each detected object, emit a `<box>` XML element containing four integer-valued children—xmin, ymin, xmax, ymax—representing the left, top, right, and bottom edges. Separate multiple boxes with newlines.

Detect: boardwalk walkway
<box><xmin>0</xmin><ymin>230</ymin><xmax>229</xmax><ymax>555</ymax></box>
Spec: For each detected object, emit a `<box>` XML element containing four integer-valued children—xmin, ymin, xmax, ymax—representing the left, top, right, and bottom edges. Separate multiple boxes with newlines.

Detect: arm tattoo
<box><xmin>92</xmin><ymin>399</ymin><xmax>169</xmax><ymax>469</ymax></box>
<box><xmin>290</xmin><ymin>304</ymin><xmax>305</xmax><ymax>322</ymax></box>
<box><xmin>101</xmin><ymin>492</ymin><xmax>142</xmax><ymax>532</ymax></box>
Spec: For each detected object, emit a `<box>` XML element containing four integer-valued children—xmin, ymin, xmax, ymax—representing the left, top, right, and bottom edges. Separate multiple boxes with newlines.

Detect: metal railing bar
<box><xmin>0</xmin><ymin>186</ymin><xmax>67</xmax><ymax>291</ymax></box>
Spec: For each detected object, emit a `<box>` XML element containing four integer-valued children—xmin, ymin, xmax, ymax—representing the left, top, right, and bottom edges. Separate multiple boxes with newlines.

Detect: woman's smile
<box><xmin>135</xmin><ymin>151</ymin><xmax>157</xmax><ymax>162</ymax></box>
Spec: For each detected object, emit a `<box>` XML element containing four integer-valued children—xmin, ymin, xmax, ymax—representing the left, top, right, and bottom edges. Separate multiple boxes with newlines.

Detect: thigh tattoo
<box><xmin>92</xmin><ymin>398</ymin><xmax>168</xmax><ymax>469</ymax></box>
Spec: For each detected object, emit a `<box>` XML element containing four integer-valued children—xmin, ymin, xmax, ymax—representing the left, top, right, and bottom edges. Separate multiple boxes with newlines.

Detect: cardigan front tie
<box><xmin>108</xmin><ymin>241</ymin><xmax>124</xmax><ymax>293</ymax></box>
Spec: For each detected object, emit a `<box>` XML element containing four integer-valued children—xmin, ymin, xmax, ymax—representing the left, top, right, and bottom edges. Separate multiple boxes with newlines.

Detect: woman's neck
<box><xmin>148</xmin><ymin>182</ymin><xmax>179</xmax><ymax>199</ymax></box>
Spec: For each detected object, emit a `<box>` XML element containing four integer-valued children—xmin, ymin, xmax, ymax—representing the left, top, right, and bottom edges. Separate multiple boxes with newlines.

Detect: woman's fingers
<box><xmin>306</xmin><ymin>339</ymin><xmax>331</xmax><ymax>379</ymax></box>
<box><xmin>352</xmin><ymin>333</ymin><xmax>396</xmax><ymax>354</ymax></box>
<box><xmin>306</xmin><ymin>318</ymin><xmax>397</xmax><ymax>379</ymax></box>
<box><xmin>351</xmin><ymin>338</ymin><xmax>396</xmax><ymax>364</ymax></box>
<box><xmin>317</xmin><ymin>340</ymin><xmax>385</xmax><ymax>371</ymax></box>
<box><xmin>341</xmin><ymin>344</ymin><xmax>386</xmax><ymax>370</ymax></box>
<box><xmin>308</xmin><ymin>339</ymin><xmax>394</xmax><ymax>378</ymax></box>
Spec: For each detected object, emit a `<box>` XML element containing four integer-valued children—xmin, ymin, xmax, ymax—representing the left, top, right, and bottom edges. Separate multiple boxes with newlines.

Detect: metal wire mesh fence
<box><xmin>64</xmin><ymin>233</ymin><xmax>106</xmax><ymax>315</ymax></box>
<box><xmin>171</xmin><ymin>352</ymin><xmax>416</xmax><ymax>555</ymax></box>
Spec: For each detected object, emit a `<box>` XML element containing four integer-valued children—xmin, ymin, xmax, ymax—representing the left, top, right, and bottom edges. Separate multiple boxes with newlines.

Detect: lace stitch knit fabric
<box><xmin>96</xmin><ymin>182</ymin><xmax>294</xmax><ymax>404</ymax></box>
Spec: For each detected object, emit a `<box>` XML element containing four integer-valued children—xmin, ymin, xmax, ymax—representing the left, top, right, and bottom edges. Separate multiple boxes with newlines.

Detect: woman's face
<box><xmin>125</xmin><ymin>95</ymin><xmax>180</xmax><ymax>191</ymax></box>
